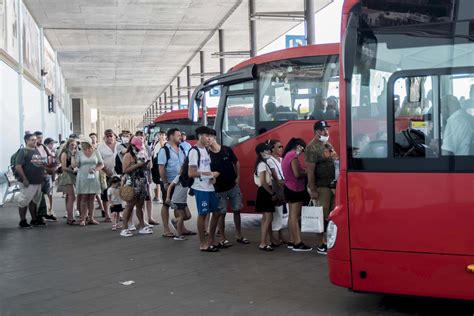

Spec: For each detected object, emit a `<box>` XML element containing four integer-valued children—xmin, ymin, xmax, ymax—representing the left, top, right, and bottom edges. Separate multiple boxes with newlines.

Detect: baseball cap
<box><xmin>130</xmin><ymin>137</ymin><xmax>143</xmax><ymax>151</ymax></box>
<box><xmin>80</xmin><ymin>136</ymin><xmax>93</xmax><ymax>145</ymax></box>
<box><xmin>314</xmin><ymin>120</ymin><xmax>331</xmax><ymax>131</ymax></box>
<box><xmin>44</xmin><ymin>138</ymin><xmax>57</xmax><ymax>145</ymax></box>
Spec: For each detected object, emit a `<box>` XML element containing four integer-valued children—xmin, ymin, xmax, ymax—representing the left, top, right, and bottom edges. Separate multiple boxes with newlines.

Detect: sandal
<box><xmin>66</xmin><ymin>219</ymin><xmax>77</xmax><ymax>225</ymax></box>
<box><xmin>236</xmin><ymin>237</ymin><xmax>250</xmax><ymax>244</ymax></box>
<box><xmin>183</xmin><ymin>231</ymin><xmax>197</xmax><ymax>236</ymax></box>
<box><xmin>200</xmin><ymin>245</ymin><xmax>219</xmax><ymax>252</ymax></box>
<box><xmin>79</xmin><ymin>220</ymin><xmax>86</xmax><ymax>227</ymax></box>
<box><xmin>259</xmin><ymin>245</ymin><xmax>274</xmax><ymax>252</ymax></box>
<box><xmin>88</xmin><ymin>219</ymin><xmax>100</xmax><ymax>225</ymax></box>
<box><xmin>162</xmin><ymin>233</ymin><xmax>176</xmax><ymax>238</ymax></box>
<box><xmin>104</xmin><ymin>218</ymin><xmax>112</xmax><ymax>223</ymax></box>
<box><xmin>218</xmin><ymin>240</ymin><xmax>232</xmax><ymax>248</ymax></box>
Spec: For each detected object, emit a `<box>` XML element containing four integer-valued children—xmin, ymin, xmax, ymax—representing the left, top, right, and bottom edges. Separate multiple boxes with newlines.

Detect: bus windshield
<box><xmin>348</xmin><ymin>0</ymin><xmax>474</xmax><ymax>159</ymax></box>
<box><xmin>258</xmin><ymin>55</ymin><xmax>339</xmax><ymax>122</ymax></box>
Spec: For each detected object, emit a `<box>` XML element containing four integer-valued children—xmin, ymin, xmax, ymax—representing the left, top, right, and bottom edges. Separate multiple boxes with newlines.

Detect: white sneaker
<box><xmin>145</xmin><ymin>222</ymin><xmax>154</xmax><ymax>228</ymax></box>
<box><xmin>120</xmin><ymin>229</ymin><xmax>133</xmax><ymax>237</ymax></box>
<box><xmin>128</xmin><ymin>224</ymin><xmax>137</xmax><ymax>231</ymax></box>
<box><xmin>139</xmin><ymin>227</ymin><xmax>153</xmax><ymax>235</ymax></box>
<box><xmin>75</xmin><ymin>210</ymin><xmax>80</xmax><ymax>217</ymax></box>
<box><xmin>173</xmin><ymin>235</ymin><xmax>187</xmax><ymax>241</ymax></box>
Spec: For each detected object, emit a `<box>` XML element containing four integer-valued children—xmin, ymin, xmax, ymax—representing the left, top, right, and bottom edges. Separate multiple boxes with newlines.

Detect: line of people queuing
<box><xmin>13</xmin><ymin>120</ymin><xmax>338</xmax><ymax>254</ymax></box>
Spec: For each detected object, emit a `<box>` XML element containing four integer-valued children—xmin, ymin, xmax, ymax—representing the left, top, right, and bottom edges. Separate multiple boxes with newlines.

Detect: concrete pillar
<box><xmin>304</xmin><ymin>0</ymin><xmax>316</xmax><ymax>45</ymax></box>
<box><xmin>177</xmin><ymin>77</ymin><xmax>182</xmax><ymax>109</ymax></box>
<box><xmin>186</xmin><ymin>66</ymin><xmax>191</xmax><ymax>107</ymax></box>
<box><xmin>200</xmin><ymin>51</ymin><xmax>207</xmax><ymax>126</ymax></box>
<box><xmin>219</xmin><ymin>29</ymin><xmax>225</xmax><ymax>74</ymax></box>
<box><xmin>248</xmin><ymin>0</ymin><xmax>257</xmax><ymax>57</ymax></box>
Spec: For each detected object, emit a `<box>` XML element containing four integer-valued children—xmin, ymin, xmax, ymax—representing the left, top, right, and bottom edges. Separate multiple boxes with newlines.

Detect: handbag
<box><xmin>301</xmin><ymin>200</ymin><xmax>324</xmax><ymax>233</ymax></box>
<box><xmin>272</xmin><ymin>203</ymin><xmax>289</xmax><ymax>231</ymax></box>
<box><xmin>99</xmin><ymin>171</ymin><xmax>108</xmax><ymax>191</ymax></box>
<box><xmin>119</xmin><ymin>176</ymin><xmax>135</xmax><ymax>202</ymax></box>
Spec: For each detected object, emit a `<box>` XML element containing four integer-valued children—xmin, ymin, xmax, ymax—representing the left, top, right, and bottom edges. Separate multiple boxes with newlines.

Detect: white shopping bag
<box><xmin>301</xmin><ymin>201</ymin><xmax>324</xmax><ymax>233</ymax></box>
<box><xmin>272</xmin><ymin>204</ymin><xmax>289</xmax><ymax>231</ymax></box>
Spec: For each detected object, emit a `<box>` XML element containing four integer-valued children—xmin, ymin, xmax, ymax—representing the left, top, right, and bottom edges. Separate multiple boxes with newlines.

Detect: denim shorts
<box><xmin>194</xmin><ymin>190</ymin><xmax>220</xmax><ymax>216</ymax></box>
<box><xmin>216</xmin><ymin>186</ymin><xmax>243</xmax><ymax>213</ymax></box>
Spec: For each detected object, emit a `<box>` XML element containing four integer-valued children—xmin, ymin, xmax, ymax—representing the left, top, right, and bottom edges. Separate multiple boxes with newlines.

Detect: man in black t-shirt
<box><xmin>209</xmin><ymin>130</ymin><xmax>250</xmax><ymax>246</ymax></box>
<box><xmin>16</xmin><ymin>133</ymin><xmax>46</xmax><ymax>228</ymax></box>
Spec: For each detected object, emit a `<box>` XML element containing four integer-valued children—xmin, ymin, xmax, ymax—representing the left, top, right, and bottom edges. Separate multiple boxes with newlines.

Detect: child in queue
<box><xmin>108</xmin><ymin>176</ymin><xmax>124</xmax><ymax>231</ymax></box>
<box><xmin>166</xmin><ymin>165</ymin><xmax>193</xmax><ymax>241</ymax></box>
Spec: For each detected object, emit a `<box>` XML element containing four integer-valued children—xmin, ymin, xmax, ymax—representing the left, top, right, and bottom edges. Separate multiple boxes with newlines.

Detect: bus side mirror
<box><xmin>343</xmin><ymin>13</ymin><xmax>358</xmax><ymax>81</ymax></box>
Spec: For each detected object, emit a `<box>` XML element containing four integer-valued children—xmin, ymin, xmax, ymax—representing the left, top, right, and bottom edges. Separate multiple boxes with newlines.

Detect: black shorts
<box><xmin>100</xmin><ymin>176</ymin><xmax>112</xmax><ymax>201</ymax></box>
<box><xmin>255</xmin><ymin>186</ymin><xmax>275</xmax><ymax>213</ymax></box>
<box><xmin>284</xmin><ymin>186</ymin><xmax>309</xmax><ymax>204</ymax></box>
<box><xmin>110</xmin><ymin>204</ymin><xmax>124</xmax><ymax>213</ymax></box>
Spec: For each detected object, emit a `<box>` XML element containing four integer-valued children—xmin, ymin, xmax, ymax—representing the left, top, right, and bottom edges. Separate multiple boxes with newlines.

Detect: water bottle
<box><xmin>334</xmin><ymin>159</ymin><xmax>340</xmax><ymax>181</ymax></box>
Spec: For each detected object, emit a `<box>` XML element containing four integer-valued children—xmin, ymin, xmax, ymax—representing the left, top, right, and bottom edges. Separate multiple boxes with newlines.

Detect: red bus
<box><xmin>189</xmin><ymin>44</ymin><xmax>340</xmax><ymax>212</ymax></box>
<box><xmin>146</xmin><ymin>108</ymin><xmax>217</xmax><ymax>144</ymax></box>
<box><xmin>328</xmin><ymin>0</ymin><xmax>474</xmax><ymax>300</ymax></box>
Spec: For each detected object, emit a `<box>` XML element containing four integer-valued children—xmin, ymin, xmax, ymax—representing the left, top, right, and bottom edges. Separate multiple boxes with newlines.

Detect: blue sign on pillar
<box><xmin>286</xmin><ymin>35</ymin><xmax>307</xmax><ymax>48</ymax></box>
<box><xmin>210</xmin><ymin>86</ymin><xmax>220</xmax><ymax>97</ymax></box>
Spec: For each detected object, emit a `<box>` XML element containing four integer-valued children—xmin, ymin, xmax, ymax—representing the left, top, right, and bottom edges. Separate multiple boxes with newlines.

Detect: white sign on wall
<box><xmin>22</xmin><ymin>3</ymin><xmax>40</xmax><ymax>79</ymax></box>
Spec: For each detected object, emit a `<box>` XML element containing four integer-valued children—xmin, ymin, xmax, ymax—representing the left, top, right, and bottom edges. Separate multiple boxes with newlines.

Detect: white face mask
<box><xmin>122</xmin><ymin>137</ymin><xmax>129</xmax><ymax>144</ymax></box>
<box><xmin>319</xmin><ymin>135</ymin><xmax>329</xmax><ymax>143</ymax></box>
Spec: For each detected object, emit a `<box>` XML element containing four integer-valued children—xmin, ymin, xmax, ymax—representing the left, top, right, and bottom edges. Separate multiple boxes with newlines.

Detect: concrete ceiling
<box><xmin>24</xmin><ymin>0</ymin><xmax>332</xmax><ymax>115</ymax></box>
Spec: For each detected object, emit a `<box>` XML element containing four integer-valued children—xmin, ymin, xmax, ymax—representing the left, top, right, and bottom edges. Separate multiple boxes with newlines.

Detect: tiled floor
<box><xmin>0</xmin><ymin>195</ymin><xmax>473</xmax><ymax>315</ymax></box>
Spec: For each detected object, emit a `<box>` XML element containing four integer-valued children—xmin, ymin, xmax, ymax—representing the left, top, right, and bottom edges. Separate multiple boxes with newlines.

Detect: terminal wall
<box><xmin>0</xmin><ymin>59</ymin><xmax>72</xmax><ymax>205</ymax></box>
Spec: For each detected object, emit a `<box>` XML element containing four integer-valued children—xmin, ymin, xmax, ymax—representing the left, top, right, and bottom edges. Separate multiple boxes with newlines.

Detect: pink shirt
<box><xmin>281</xmin><ymin>151</ymin><xmax>305</xmax><ymax>192</ymax></box>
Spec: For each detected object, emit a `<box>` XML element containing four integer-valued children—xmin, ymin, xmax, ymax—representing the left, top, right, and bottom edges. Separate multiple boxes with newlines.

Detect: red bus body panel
<box><xmin>232</xmin><ymin>43</ymin><xmax>339</xmax><ymax>71</ymax></box>
<box><xmin>352</xmin><ymin>250</ymin><xmax>474</xmax><ymax>300</ymax></box>
<box><xmin>328</xmin><ymin>0</ymin><xmax>474</xmax><ymax>300</ymax></box>
<box><xmin>154</xmin><ymin>108</ymin><xmax>217</xmax><ymax>123</ymax></box>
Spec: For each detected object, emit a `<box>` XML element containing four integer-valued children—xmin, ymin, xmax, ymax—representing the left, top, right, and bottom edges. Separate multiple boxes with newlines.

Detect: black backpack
<box><xmin>179</xmin><ymin>146</ymin><xmax>206</xmax><ymax>188</ymax></box>
<box><xmin>153</xmin><ymin>143</ymin><xmax>187</xmax><ymax>183</ymax></box>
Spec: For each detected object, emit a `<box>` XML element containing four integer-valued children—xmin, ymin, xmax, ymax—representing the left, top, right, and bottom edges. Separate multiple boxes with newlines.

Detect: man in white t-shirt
<box><xmin>188</xmin><ymin>126</ymin><xmax>220</xmax><ymax>252</ymax></box>
<box><xmin>441</xmin><ymin>95</ymin><xmax>474</xmax><ymax>156</ymax></box>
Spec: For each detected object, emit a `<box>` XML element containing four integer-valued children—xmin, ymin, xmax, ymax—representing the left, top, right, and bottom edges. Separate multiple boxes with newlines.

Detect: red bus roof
<box><xmin>231</xmin><ymin>43</ymin><xmax>339</xmax><ymax>71</ymax></box>
<box><xmin>154</xmin><ymin>108</ymin><xmax>217</xmax><ymax>123</ymax></box>
<box><xmin>342</xmin><ymin>0</ymin><xmax>359</xmax><ymax>15</ymax></box>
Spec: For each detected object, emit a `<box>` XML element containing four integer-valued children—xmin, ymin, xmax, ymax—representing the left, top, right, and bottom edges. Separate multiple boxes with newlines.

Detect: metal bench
<box><xmin>1</xmin><ymin>168</ymin><xmax>21</xmax><ymax>207</ymax></box>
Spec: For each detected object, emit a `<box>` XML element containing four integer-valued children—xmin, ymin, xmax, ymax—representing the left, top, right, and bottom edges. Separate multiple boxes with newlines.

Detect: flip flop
<box><xmin>218</xmin><ymin>240</ymin><xmax>232</xmax><ymax>248</ymax></box>
<box><xmin>236</xmin><ymin>237</ymin><xmax>250</xmax><ymax>244</ymax></box>
<box><xmin>183</xmin><ymin>231</ymin><xmax>197</xmax><ymax>236</ymax></box>
<box><xmin>200</xmin><ymin>245</ymin><xmax>219</xmax><ymax>252</ymax></box>
<box><xmin>259</xmin><ymin>245</ymin><xmax>274</xmax><ymax>252</ymax></box>
<box><xmin>162</xmin><ymin>233</ymin><xmax>176</xmax><ymax>238</ymax></box>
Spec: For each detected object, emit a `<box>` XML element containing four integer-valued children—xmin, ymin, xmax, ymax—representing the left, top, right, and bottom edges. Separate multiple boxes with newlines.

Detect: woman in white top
<box><xmin>266</xmin><ymin>140</ymin><xmax>288</xmax><ymax>247</ymax></box>
<box><xmin>254</xmin><ymin>143</ymin><xmax>277</xmax><ymax>251</ymax></box>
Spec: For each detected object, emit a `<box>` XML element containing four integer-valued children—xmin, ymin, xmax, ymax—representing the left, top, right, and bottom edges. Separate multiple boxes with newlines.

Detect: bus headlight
<box><xmin>327</xmin><ymin>220</ymin><xmax>337</xmax><ymax>250</ymax></box>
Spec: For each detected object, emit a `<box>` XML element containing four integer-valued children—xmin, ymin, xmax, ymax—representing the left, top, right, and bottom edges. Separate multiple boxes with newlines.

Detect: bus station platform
<box><xmin>1</xmin><ymin>195</ymin><xmax>473</xmax><ymax>316</ymax></box>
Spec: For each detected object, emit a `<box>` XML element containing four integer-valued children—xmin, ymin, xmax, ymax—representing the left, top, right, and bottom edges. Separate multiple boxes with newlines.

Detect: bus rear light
<box><xmin>467</xmin><ymin>265</ymin><xmax>474</xmax><ymax>274</ymax></box>
<box><xmin>327</xmin><ymin>220</ymin><xmax>338</xmax><ymax>250</ymax></box>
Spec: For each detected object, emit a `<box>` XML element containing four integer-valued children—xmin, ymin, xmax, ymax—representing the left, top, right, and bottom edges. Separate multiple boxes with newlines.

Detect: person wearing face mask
<box><xmin>115</xmin><ymin>130</ymin><xmax>131</xmax><ymax>175</ymax></box>
<box><xmin>304</xmin><ymin>120</ymin><xmax>339</xmax><ymax>255</ymax></box>
<box><xmin>282</xmin><ymin>138</ymin><xmax>311</xmax><ymax>252</ymax></box>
